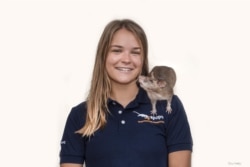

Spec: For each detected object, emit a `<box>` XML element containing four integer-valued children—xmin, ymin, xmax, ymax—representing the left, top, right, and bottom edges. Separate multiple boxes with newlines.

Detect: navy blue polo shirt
<box><xmin>60</xmin><ymin>87</ymin><xmax>193</xmax><ymax>167</ymax></box>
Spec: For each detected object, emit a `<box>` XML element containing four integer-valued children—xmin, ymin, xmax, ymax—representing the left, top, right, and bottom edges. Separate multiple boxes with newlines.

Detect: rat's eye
<box><xmin>149</xmin><ymin>79</ymin><xmax>157</xmax><ymax>83</ymax></box>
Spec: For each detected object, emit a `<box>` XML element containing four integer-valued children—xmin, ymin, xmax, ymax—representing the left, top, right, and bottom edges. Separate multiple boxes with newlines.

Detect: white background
<box><xmin>0</xmin><ymin>0</ymin><xmax>249</xmax><ymax>167</ymax></box>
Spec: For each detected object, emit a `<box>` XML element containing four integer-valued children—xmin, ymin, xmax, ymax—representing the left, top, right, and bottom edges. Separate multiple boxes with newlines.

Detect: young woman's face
<box><xmin>106</xmin><ymin>28</ymin><xmax>143</xmax><ymax>87</ymax></box>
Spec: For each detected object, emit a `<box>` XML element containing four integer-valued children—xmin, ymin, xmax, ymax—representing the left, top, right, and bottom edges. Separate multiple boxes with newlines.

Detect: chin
<box><xmin>112</xmin><ymin>78</ymin><xmax>138</xmax><ymax>85</ymax></box>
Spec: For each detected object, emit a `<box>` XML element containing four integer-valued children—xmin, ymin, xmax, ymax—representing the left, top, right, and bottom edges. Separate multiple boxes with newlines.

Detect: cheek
<box><xmin>106</xmin><ymin>53</ymin><xmax>119</xmax><ymax>65</ymax></box>
<box><xmin>105</xmin><ymin>54</ymin><xmax>116</xmax><ymax>74</ymax></box>
<box><xmin>105</xmin><ymin>55</ymin><xmax>113</xmax><ymax>69</ymax></box>
<box><xmin>134</xmin><ymin>56</ymin><xmax>143</xmax><ymax>68</ymax></box>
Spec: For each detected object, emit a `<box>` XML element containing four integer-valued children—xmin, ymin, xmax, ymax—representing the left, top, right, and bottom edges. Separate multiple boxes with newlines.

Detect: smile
<box><xmin>116</xmin><ymin>67</ymin><xmax>133</xmax><ymax>72</ymax></box>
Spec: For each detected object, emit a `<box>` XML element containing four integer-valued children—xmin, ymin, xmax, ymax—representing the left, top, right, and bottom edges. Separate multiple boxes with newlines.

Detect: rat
<box><xmin>138</xmin><ymin>65</ymin><xmax>176</xmax><ymax>115</ymax></box>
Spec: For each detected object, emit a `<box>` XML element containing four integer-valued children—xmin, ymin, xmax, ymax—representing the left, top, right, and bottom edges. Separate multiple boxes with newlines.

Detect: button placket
<box><xmin>118</xmin><ymin>110</ymin><xmax>126</xmax><ymax>125</ymax></box>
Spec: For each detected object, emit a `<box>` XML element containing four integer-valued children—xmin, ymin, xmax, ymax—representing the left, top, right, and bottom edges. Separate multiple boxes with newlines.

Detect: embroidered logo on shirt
<box><xmin>133</xmin><ymin>111</ymin><xmax>164</xmax><ymax>124</ymax></box>
<box><xmin>61</xmin><ymin>140</ymin><xmax>66</xmax><ymax>145</ymax></box>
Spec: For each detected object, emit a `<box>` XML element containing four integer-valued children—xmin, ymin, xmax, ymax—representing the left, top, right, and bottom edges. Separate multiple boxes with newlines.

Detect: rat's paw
<box><xmin>166</xmin><ymin>106</ymin><xmax>172</xmax><ymax>114</ymax></box>
<box><xmin>150</xmin><ymin>109</ymin><xmax>157</xmax><ymax>116</ymax></box>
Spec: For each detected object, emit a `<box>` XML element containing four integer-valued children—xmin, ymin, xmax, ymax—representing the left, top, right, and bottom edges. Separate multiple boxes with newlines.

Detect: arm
<box><xmin>166</xmin><ymin>96</ymin><xmax>193</xmax><ymax>167</ymax></box>
<box><xmin>168</xmin><ymin>150</ymin><xmax>192</xmax><ymax>167</ymax></box>
<box><xmin>61</xmin><ymin>163</ymin><xmax>83</xmax><ymax>167</ymax></box>
<box><xmin>60</xmin><ymin>163</ymin><xmax>83</xmax><ymax>167</ymax></box>
<box><xmin>59</xmin><ymin>104</ymin><xmax>86</xmax><ymax>165</ymax></box>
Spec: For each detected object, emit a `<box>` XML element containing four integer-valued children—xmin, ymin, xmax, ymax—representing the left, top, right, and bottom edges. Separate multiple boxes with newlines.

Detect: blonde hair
<box><xmin>76</xmin><ymin>19</ymin><xmax>149</xmax><ymax>136</ymax></box>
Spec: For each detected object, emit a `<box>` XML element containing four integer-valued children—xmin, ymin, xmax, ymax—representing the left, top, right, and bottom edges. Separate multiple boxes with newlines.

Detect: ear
<box><xmin>150</xmin><ymin>72</ymin><xmax>154</xmax><ymax>78</ymax></box>
<box><xmin>157</xmin><ymin>80</ymin><xmax>166</xmax><ymax>88</ymax></box>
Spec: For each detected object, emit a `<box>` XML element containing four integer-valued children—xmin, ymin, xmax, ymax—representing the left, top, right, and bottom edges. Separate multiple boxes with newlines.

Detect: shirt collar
<box><xmin>107</xmin><ymin>86</ymin><xmax>150</xmax><ymax>108</ymax></box>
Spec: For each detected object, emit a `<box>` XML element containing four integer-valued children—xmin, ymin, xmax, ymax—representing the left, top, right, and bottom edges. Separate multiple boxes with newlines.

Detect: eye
<box><xmin>149</xmin><ymin>78</ymin><xmax>157</xmax><ymax>83</ymax></box>
<box><xmin>149</xmin><ymin>79</ymin><xmax>154</xmax><ymax>83</ymax></box>
<box><xmin>131</xmin><ymin>48</ymin><xmax>141</xmax><ymax>55</ymax></box>
<box><xmin>131</xmin><ymin>51</ymin><xmax>141</xmax><ymax>55</ymax></box>
<box><xmin>111</xmin><ymin>49</ymin><xmax>122</xmax><ymax>53</ymax></box>
<box><xmin>109</xmin><ymin>45</ymin><xmax>123</xmax><ymax>53</ymax></box>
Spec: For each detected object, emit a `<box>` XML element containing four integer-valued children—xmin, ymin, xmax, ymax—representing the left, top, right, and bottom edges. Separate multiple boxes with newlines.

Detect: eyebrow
<box><xmin>110</xmin><ymin>45</ymin><xmax>122</xmax><ymax>48</ymax></box>
<box><xmin>110</xmin><ymin>45</ymin><xmax>141</xmax><ymax>50</ymax></box>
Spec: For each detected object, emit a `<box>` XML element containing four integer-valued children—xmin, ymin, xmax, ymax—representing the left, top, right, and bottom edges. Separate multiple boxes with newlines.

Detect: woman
<box><xmin>60</xmin><ymin>19</ymin><xmax>193</xmax><ymax>167</ymax></box>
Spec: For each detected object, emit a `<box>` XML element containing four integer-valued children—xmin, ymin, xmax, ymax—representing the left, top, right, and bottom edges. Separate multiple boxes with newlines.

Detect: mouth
<box><xmin>116</xmin><ymin>67</ymin><xmax>133</xmax><ymax>72</ymax></box>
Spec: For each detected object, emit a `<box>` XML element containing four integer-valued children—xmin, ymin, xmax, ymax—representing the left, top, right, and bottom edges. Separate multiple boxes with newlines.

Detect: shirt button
<box><xmin>118</xmin><ymin>110</ymin><xmax>123</xmax><ymax>114</ymax></box>
<box><xmin>121</xmin><ymin>120</ymin><xmax>126</xmax><ymax>124</ymax></box>
<box><xmin>112</xmin><ymin>101</ymin><xmax>116</xmax><ymax>105</ymax></box>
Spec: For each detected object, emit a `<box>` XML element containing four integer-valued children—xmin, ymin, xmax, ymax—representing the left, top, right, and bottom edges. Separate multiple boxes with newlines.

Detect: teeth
<box><xmin>117</xmin><ymin>67</ymin><xmax>132</xmax><ymax>72</ymax></box>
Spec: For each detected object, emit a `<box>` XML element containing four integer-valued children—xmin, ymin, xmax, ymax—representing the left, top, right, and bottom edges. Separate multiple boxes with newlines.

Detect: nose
<box><xmin>121</xmin><ymin>51</ymin><xmax>131</xmax><ymax>63</ymax></box>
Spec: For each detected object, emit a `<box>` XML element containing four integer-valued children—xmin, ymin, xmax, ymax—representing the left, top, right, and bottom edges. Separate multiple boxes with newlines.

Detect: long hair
<box><xmin>76</xmin><ymin>19</ymin><xmax>149</xmax><ymax>136</ymax></box>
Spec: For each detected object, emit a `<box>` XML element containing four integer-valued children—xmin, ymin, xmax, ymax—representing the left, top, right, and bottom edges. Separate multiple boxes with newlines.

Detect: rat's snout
<box><xmin>138</xmin><ymin>75</ymin><xmax>146</xmax><ymax>82</ymax></box>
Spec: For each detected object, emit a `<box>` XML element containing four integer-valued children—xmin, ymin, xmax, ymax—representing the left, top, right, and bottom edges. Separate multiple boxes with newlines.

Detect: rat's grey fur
<box><xmin>138</xmin><ymin>66</ymin><xmax>176</xmax><ymax>115</ymax></box>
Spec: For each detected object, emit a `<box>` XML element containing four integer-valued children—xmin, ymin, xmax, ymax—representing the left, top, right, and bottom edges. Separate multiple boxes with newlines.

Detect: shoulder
<box><xmin>158</xmin><ymin>95</ymin><xmax>188</xmax><ymax>122</ymax></box>
<box><xmin>171</xmin><ymin>95</ymin><xmax>186</xmax><ymax>113</ymax></box>
<box><xmin>168</xmin><ymin>95</ymin><xmax>190</xmax><ymax>123</ymax></box>
<box><xmin>66</xmin><ymin>101</ymin><xmax>87</xmax><ymax>128</ymax></box>
<box><xmin>157</xmin><ymin>95</ymin><xmax>185</xmax><ymax>115</ymax></box>
<box><xmin>71</xmin><ymin>101</ymin><xmax>87</xmax><ymax>114</ymax></box>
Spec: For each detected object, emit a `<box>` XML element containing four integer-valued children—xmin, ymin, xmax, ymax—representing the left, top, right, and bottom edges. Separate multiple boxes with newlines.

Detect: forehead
<box><xmin>111</xmin><ymin>29</ymin><xmax>141</xmax><ymax>47</ymax></box>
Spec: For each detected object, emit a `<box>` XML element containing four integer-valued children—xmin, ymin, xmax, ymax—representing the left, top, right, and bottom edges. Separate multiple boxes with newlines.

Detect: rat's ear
<box><xmin>149</xmin><ymin>71</ymin><xmax>154</xmax><ymax>77</ymax></box>
<box><xmin>157</xmin><ymin>80</ymin><xmax>166</xmax><ymax>88</ymax></box>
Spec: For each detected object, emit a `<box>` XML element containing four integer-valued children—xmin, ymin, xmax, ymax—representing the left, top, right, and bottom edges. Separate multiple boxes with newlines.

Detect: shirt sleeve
<box><xmin>165</xmin><ymin>95</ymin><xmax>193</xmax><ymax>153</ymax></box>
<box><xmin>59</xmin><ymin>103</ymin><xmax>86</xmax><ymax>164</ymax></box>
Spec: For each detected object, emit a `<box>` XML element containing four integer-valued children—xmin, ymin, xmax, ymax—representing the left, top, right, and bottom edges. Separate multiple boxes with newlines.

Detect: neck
<box><xmin>110</xmin><ymin>83</ymin><xmax>139</xmax><ymax>107</ymax></box>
